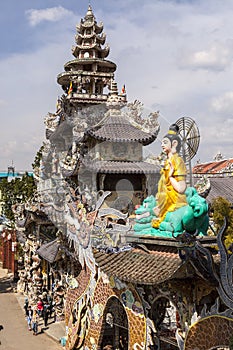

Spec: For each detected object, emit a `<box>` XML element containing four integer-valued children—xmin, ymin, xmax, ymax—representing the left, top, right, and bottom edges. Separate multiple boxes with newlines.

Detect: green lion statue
<box><xmin>134</xmin><ymin>187</ymin><xmax>209</xmax><ymax>238</ymax></box>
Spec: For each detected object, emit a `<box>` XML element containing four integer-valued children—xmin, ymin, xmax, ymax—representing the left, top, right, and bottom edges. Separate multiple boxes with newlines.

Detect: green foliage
<box><xmin>211</xmin><ymin>197</ymin><xmax>233</xmax><ymax>230</ymax></box>
<box><xmin>211</xmin><ymin>196</ymin><xmax>233</xmax><ymax>249</ymax></box>
<box><xmin>211</xmin><ymin>197</ymin><xmax>233</xmax><ymax>227</ymax></box>
<box><xmin>0</xmin><ymin>173</ymin><xmax>36</xmax><ymax>222</ymax></box>
<box><xmin>32</xmin><ymin>145</ymin><xmax>44</xmax><ymax>170</ymax></box>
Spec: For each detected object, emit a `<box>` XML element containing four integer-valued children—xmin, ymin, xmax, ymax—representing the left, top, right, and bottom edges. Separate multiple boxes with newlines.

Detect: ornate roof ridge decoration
<box><xmin>44</xmin><ymin>95</ymin><xmax>73</xmax><ymax>137</ymax></box>
<box><xmin>74</xmin><ymin>43</ymin><xmax>110</xmax><ymax>53</ymax></box>
<box><xmin>125</xmin><ymin>100</ymin><xmax>160</xmax><ymax>134</ymax></box>
<box><xmin>85</xmin><ymin>81</ymin><xmax>158</xmax><ymax>145</ymax></box>
<box><xmin>194</xmin><ymin>176</ymin><xmax>211</xmax><ymax>198</ymax></box>
<box><xmin>87</xmin><ymin>116</ymin><xmax>158</xmax><ymax>145</ymax></box>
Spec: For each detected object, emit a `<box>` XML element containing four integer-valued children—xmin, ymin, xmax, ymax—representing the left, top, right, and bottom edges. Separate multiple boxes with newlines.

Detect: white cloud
<box><xmin>179</xmin><ymin>42</ymin><xmax>233</xmax><ymax>71</ymax></box>
<box><xmin>197</xmin><ymin>117</ymin><xmax>233</xmax><ymax>161</ymax></box>
<box><xmin>211</xmin><ymin>91</ymin><xmax>233</xmax><ymax>113</ymax></box>
<box><xmin>26</xmin><ymin>6</ymin><xmax>72</xmax><ymax>26</ymax></box>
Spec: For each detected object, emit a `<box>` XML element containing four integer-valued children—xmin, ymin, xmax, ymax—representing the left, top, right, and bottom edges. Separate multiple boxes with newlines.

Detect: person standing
<box><xmin>32</xmin><ymin>309</ymin><xmax>39</xmax><ymax>335</ymax></box>
<box><xmin>43</xmin><ymin>301</ymin><xmax>50</xmax><ymax>327</ymax></box>
<box><xmin>27</xmin><ymin>306</ymin><xmax>33</xmax><ymax>331</ymax></box>
<box><xmin>37</xmin><ymin>297</ymin><xmax>44</xmax><ymax>317</ymax></box>
<box><xmin>24</xmin><ymin>297</ymin><xmax>29</xmax><ymax>317</ymax></box>
<box><xmin>47</xmin><ymin>292</ymin><xmax>54</xmax><ymax>318</ymax></box>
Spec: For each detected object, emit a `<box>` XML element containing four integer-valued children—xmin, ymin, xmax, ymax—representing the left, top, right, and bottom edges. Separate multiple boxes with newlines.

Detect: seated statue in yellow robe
<box><xmin>134</xmin><ymin>123</ymin><xmax>209</xmax><ymax>237</ymax></box>
<box><xmin>152</xmin><ymin>123</ymin><xmax>187</xmax><ymax>228</ymax></box>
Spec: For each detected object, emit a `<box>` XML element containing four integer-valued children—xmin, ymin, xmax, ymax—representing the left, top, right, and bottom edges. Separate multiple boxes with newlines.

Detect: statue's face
<box><xmin>161</xmin><ymin>137</ymin><xmax>172</xmax><ymax>154</ymax></box>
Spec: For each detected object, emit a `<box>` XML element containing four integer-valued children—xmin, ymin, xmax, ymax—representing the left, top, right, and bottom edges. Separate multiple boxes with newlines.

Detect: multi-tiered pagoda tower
<box><xmin>57</xmin><ymin>5</ymin><xmax>125</xmax><ymax>106</ymax></box>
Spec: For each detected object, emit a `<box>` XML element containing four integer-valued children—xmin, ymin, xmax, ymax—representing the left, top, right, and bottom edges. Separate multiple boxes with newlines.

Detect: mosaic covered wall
<box><xmin>64</xmin><ymin>266</ymin><xmax>147</xmax><ymax>350</ymax></box>
<box><xmin>184</xmin><ymin>316</ymin><xmax>233</xmax><ymax>350</ymax></box>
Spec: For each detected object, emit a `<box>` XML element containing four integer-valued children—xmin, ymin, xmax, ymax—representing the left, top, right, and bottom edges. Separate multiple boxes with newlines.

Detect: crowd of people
<box><xmin>24</xmin><ymin>291</ymin><xmax>55</xmax><ymax>335</ymax></box>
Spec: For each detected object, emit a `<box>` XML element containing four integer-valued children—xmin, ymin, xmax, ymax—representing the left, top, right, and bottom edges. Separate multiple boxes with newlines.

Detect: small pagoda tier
<box><xmin>87</xmin><ymin>115</ymin><xmax>157</xmax><ymax>146</ymax></box>
<box><xmin>57</xmin><ymin>5</ymin><xmax>121</xmax><ymax>106</ymax></box>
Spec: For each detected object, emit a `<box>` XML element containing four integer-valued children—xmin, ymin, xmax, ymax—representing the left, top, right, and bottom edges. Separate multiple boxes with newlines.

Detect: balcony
<box><xmin>67</xmin><ymin>93</ymin><xmax>108</xmax><ymax>103</ymax></box>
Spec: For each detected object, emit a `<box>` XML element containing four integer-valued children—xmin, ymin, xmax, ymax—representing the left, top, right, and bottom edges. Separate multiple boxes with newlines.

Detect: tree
<box><xmin>0</xmin><ymin>174</ymin><xmax>36</xmax><ymax>222</ymax></box>
<box><xmin>211</xmin><ymin>196</ymin><xmax>233</xmax><ymax>250</ymax></box>
<box><xmin>32</xmin><ymin>145</ymin><xmax>44</xmax><ymax>170</ymax></box>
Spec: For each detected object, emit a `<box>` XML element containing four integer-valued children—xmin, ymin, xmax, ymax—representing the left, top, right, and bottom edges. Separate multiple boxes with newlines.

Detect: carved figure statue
<box><xmin>133</xmin><ymin>123</ymin><xmax>209</xmax><ymax>237</ymax></box>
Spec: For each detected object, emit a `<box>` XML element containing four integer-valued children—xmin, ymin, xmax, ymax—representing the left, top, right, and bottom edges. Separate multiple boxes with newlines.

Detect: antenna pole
<box><xmin>188</xmin><ymin>160</ymin><xmax>193</xmax><ymax>187</ymax></box>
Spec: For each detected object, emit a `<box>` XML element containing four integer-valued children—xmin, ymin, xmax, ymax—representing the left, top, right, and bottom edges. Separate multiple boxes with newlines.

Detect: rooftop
<box><xmin>94</xmin><ymin>235</ymin><xmax>218</xmax><ymax>285</ymax></box>
<box><xmin>87</xmin><ymin>115</ymin><xmax>157</xmax><ymax>145</ymax></box>
<box><xmin>81</xmin><ymin>160</ymin><xmax>160</xmax><ymax>174</ymax></box>
<box><xmin>197</xmin><ymin>177</ymin><xmax>233</xmax><ymax>204</ymax></box>
<box><xmin>193</xmin><ymin>158</ymin><xmax>233</xmax><ymax>176</ymax></box>
<box><xmin>0</xmin><ymin>172</ymin><xmax>33</xmax><ymax>179</ymax></box>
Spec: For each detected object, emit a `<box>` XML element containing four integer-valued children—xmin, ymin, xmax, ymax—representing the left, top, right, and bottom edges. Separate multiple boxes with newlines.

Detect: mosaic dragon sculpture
<box><xmin>134</xmin><ymin>187</ymin><xmax>209</xmax><ymax>237</ymax></box>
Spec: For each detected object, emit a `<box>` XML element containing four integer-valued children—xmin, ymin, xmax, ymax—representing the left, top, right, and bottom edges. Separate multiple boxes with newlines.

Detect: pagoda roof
<box><xmin>76</xmin><ymin>5</ymin><xmax>103</xmax><ymax>33</ymax></box>
<box><xmin>64</xmin><ymin>58</ymin><xmax>115</xmax><ymax>71</ymax></box>
<box><xmin>73</xmin><ymin>43</ymin><xmax>110</xmax><ymax>58</ymax></box>
<box><xmin>76</xmin><ymin>32</ymin><xmax>106</xmax><ymax>45</ymax></box>
<box><xmin>81</xmin><ymin>160</ymin><xmax>160</xmax><ymax>174</ymax></box>
<box><xmin>76</xmin><ymin>21</ymin><xmax>103</xmax><ymax>33</ymax></box>
<box><xmin>93</xmin><ymin>247</ymin><xmax>181</xmax><ymax>285</ymax></box>
<box><xmin>87</xmin><ymin>115</ymin><xmax>157</xmax><ymax>145</ymax></box>
<box><xmin>93</xmin><ymin>235</ymin><xmax>219</xmax><ymax>285</ymax></box>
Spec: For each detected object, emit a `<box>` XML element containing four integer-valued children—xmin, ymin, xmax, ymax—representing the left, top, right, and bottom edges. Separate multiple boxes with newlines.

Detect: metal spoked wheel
<box><xmin>175</xmin><ymin>117</ymin><xmax>200</xmax><ymax>162</ymax></box>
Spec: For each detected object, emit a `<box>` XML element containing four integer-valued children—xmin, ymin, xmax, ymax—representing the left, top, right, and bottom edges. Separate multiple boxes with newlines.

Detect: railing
<box><xmin>68</xmin><ymin>93</ymin><xmax>108</xmax><ymax>101</ymax></box>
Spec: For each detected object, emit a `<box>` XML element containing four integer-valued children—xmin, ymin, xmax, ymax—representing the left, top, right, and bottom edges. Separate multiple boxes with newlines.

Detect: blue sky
<box><xmin>1</xmin><ymin>0</ymin><xmax>233</xmax><ymax>171</ymax></box>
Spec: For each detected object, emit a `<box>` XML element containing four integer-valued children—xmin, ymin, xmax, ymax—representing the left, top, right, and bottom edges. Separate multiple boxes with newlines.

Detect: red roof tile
<box><xmin>193</xmin><ymin>159</ymin><xmax>233</xmax><ymax>175</ymax></box>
